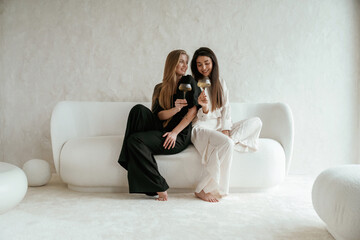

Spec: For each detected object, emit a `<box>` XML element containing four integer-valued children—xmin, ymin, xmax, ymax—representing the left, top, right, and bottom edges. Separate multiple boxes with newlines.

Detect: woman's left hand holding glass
<box><xmin>174</xmin><ymin>99</ymin><xmax>188</xmax><ymax>112</ymax></box>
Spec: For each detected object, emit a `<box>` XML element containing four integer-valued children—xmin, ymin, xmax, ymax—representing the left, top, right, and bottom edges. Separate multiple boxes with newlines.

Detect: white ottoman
<box><xmin>312</xmin><ymin>165</ymin><xmax>360</xmax><ymax>240</ymax></box>
<box><xmin>0</xmin><ymin>162</ymin><xmax>28</xmax><ymax>214</ymax></box>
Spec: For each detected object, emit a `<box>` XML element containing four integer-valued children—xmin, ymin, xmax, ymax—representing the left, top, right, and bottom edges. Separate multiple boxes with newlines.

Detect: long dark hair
<box><xmin>191</xmin><ymin>47</ymin><xmax>223</xmax><ymax>111</ymax></box>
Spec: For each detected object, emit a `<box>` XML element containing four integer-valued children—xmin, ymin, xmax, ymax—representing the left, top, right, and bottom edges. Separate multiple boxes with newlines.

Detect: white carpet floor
<box><xmin>0</xmin><ymin>174</ymin><xmax>334</xmax><ymax>240</ymax></box>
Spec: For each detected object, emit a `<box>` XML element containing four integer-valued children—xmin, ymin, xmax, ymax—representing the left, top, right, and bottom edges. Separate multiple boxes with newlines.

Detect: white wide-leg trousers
<box><xmin>191</xmin><ymin>117</ymin><xmax>262</xmax><ymax>196</ymax></box>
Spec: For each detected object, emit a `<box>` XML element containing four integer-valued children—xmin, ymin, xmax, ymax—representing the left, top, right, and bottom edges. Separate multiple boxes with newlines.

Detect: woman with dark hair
<box><xmin>191</xmin><ymin>47</ymin><xmax>262</xmax><ymax>202</ymax></box>
<box><xmin>118</xmin><ymin>49</ymin><xmax>200</xmax><ymax>201</ymax></box>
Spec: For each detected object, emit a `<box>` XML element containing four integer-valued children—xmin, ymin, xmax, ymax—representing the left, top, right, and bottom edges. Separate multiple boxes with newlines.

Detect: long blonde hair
<box><xmin>152</xmin><ymin>49</ymin><xmax>189</xmax><ymax>127</ymax></box>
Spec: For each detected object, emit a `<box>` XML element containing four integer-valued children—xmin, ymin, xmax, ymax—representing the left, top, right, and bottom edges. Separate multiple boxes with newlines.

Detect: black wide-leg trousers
<box><xmin>118</xmin><ymin>104</ymin><xmax>191</xmax><ymax>194</ymax></box>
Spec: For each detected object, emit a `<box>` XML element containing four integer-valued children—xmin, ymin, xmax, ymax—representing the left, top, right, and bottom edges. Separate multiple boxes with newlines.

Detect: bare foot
<box><xmin>195</xmin><ymin>190</ymin><xmax>219</xmax><ymax>202</ymax></box>
<box><xmin>156</xmin><ymin>191</ymin><xmax>168</xmax><ymax>201</ymax></box>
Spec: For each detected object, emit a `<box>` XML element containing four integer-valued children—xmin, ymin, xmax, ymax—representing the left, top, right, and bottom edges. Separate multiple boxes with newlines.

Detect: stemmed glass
<box><xmin>178</xmin><ymin>83</ymin><xmax>192</xmax><ymax>99</ymax></box>
<box><xmin>197</xmin><ymin>77</ymin><xmax>211</xmax><ymax>90</ymax></box>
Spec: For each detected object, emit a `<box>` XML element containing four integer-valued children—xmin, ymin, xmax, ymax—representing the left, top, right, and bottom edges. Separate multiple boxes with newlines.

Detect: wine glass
<box><xmin>197</xmin><ymin>77</ymin><xmax>211</xmax><ymax>90</ymax></box>
<box><xmin>178</xmin><ymin>83</ymin><xmax>192</xmax><ymax>99</ymax></box>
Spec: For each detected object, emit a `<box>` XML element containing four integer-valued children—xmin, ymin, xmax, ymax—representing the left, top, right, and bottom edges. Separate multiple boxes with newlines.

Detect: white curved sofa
<box><xmin>51</xmin><ymin>101</ymin><xmax>294</xmax><ymax>193</ymax></box>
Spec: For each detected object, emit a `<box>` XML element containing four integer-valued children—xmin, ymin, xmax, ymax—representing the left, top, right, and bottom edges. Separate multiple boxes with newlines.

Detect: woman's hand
<box><xmin>198</xmin><ymin>90</ymin><xmax>209</xmax><ymax>113</ymax></box>
<box><xmin>198</xmin><ymin>90</ymin><xmax>208</xmax><ymax>106</ymax></box>
<box><xmin>222</xmin><ymin>130</ymin><xmax>230</xmax><ymax>138</ymax></box>
<box><xmin>163</xmin><ymin>131</ymin><xmax>178</xmax><ymax>149</ymax></box>
<box><xmin>174</xmin><ymin>99</ymin><xmax>188</xmax><ymax>112</ymax></box>
<box><xmin>157</xmin><ymin>99</ymin><xmax>188</xmax><ymax>120</ymax></box>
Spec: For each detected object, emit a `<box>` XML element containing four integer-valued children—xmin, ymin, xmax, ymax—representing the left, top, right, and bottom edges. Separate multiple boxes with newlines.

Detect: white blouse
<box><xmin>192</xmin><ymin>78</ymin><xmax>232</xmax><ymax>131</ymax></box>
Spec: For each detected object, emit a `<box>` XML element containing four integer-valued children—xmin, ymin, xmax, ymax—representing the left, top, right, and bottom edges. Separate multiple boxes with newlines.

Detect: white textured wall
<box><xmin>1</xmin><ymin>0</ymin><xmax>359</xmax><ymax>174</ymax></box>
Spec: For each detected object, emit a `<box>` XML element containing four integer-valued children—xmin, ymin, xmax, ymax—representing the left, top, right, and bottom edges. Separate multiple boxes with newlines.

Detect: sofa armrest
<box><xmin>230</xmin><ymin>102</ymin><xmax>294</xmax><ymax>174</ymax></box>
<box><xmin>50</xmin><ymin>101</ymin><xmax>149</xmax><ymax>174</ymax></box>
<box><xmin>51</xmin><ymin>101</ymin><xmax>78</xmax><ymax>174</ymax></box>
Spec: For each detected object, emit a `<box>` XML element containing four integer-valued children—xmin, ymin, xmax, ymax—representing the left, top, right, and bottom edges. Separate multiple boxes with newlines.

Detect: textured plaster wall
<box><xmin>0</xmin><ymin>0</ymin><xmax>359</xmax><ymax>174</ymax></box>
<box><xmin>358</xmin><ymin>0</ymin><xmax>360</xmax><ymax>165</ymax></box>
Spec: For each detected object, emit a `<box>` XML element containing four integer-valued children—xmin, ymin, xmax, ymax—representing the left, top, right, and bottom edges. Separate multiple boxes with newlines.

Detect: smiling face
<box><xmin>175</xmin><ymin>54</ymin><xmax>188</xmax><ymax>77</ymax></box>
<box><xmin>196</xmin><ymin>56</ymin><xmax>213</xmax><ymax>77</ymax></box>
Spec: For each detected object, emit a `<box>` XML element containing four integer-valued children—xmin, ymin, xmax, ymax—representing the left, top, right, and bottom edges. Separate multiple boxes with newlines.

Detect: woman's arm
<box><xmin>162</xmin><ymin>105</ymin><xmax>197</xmax><ymax>149</ymax></box>
<box><xmin>157</xmin><ymin>99</ymin><xmax>188</xmax><ymax>120</ymax></box>
<box><xmin>220</xmin><ymin>79</ymin><xmax>232</xmax><ymax>132</ymax></box>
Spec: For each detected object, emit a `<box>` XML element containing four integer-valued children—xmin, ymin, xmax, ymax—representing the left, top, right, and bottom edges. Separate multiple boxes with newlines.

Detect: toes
<box><xmin>156</xmin><ymin>196</ymin><xmax>168</xmax><ymax>201</ymax></box>
<box><xmin>195</xmin><ymin>191</ymin><xmax>219</xmax><ymax>202</ymax></box>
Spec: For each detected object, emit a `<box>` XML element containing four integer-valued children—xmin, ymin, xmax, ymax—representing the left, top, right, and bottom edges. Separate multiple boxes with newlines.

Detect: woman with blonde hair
<box><xmin>118</xmin><ymin>49</ymin><xmax>200</xmax><ymax>201</ymax></box>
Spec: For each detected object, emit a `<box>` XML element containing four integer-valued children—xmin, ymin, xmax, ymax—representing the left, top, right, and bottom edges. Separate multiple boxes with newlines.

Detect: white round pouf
<box><xmin>312</xmin><ymin>165</ymin><xmax>360</xmax><ymax>240</ymax></box>
<box><xmin>0</xmin><ymin>162</ymin><xmax>28</xmax><ymax>214</ymax></box>
<box><xmin>22</xmin><ymin>159</ymin><xmax>51</xmax><ymax>187</ymax></box>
